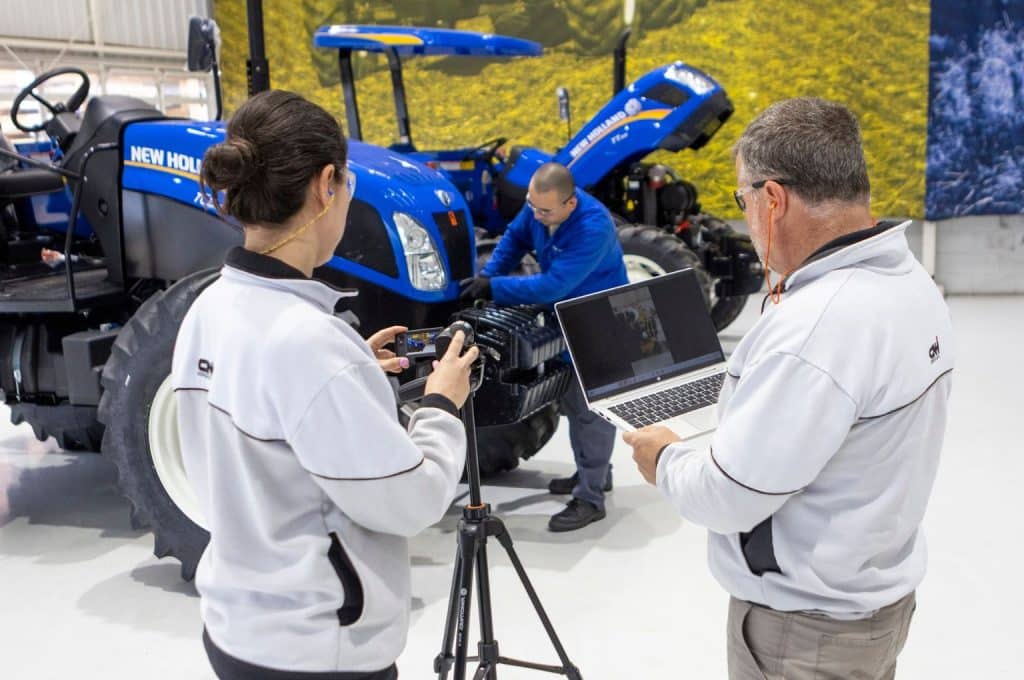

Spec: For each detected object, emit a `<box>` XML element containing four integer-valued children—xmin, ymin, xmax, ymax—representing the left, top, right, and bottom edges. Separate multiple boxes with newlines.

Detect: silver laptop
<box><xmin>555</xmin><ymin>268</ymin><xmax>726</xmax><ymax>439</ymax></box>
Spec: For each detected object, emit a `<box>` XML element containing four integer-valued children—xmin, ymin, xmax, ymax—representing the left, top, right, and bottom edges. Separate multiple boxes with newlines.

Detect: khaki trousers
<box><xmin>727</xmin><ymin>593</ymin><xmax>916</xmax><ymax>680</ymax></box>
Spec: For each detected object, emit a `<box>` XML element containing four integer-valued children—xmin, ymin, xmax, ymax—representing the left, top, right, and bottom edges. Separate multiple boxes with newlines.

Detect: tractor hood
<box><xmin>121</xmin><ymin>121</ymin><xmax>474</xmax><ymax>303</ymax></box>
<box><xmin>343</xmin><ymin>140</ymin><xmax>476</xmax><ymax>302</ymax></box>
<box><xmin>548</xmin><ymin>62</ymin><xmax>734</xmax><ymax>189</ymax></box>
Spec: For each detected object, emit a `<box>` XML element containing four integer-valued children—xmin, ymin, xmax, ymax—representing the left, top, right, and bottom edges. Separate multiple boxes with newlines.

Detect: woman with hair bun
<box><xmin>173</xmin><ymin>90</ymin><xmax>477</xmax><ymax>679</ymax></box>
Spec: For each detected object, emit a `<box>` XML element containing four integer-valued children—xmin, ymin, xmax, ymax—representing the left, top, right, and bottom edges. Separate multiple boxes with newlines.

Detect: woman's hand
<box><xmin>424</xmin><ymin>331</ymin><xmax>480</xmax><ymax>408</ymax></box>
<box><xmin>367</xmin><ymin>325</ymin><xmax>409</xmax><ymax>374</ymax></box>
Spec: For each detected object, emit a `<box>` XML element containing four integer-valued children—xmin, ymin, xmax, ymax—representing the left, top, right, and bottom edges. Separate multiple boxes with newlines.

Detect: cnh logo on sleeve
<box><xmin>197</xmin><ymin>358</ymin><xmax>214</xmax><ymax>377</ymax></box>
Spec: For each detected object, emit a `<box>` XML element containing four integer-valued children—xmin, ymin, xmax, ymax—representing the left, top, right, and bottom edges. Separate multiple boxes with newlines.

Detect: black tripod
<box><xmin>434</xmin><ymin>396</ymin><xmax>583</xmax><ymax>680</ymax></box>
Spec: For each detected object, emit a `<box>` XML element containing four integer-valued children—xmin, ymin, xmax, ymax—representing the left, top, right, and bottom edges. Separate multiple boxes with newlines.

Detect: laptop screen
<box><xmin>556</xmin><ymin>269</ymin><xmax>724</xmax><ymax>402</ymax></box>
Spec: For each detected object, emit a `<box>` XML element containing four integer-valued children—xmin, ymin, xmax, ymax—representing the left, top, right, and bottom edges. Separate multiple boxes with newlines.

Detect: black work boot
<box><xmin>548</xmin><ymin>498</ymin><xmax>606</xmax><ymax>532</ymax></box>
<box><xmin>547</xmin><ymin>470</ymin><xmax>613</xmax><ymax>495</ymax></box>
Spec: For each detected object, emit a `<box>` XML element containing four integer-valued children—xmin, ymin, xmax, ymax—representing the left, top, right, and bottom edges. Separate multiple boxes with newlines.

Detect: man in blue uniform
<box><xmin>461</xmin><ymin>162</ymin><xmax>628</xmax><ymax>531</ymax></box>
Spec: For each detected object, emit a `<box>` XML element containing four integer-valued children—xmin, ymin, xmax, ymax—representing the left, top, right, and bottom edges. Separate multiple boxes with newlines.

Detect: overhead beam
<box><xmin>0</xmin><ymin>36</ymin><xmax>183</xmax><ymax>61</ymax></box>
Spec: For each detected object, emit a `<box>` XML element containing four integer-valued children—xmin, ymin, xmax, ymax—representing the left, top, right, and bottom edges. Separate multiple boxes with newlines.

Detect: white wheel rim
<box><xmin>623</xmin><ymin>254</ymin><xmax>668</xmax><ymax>283</ymax></box>
<box><xmin>148</xmin><ymin>376</ymin><xmax>206</xmax><ymax>528</ymax></box>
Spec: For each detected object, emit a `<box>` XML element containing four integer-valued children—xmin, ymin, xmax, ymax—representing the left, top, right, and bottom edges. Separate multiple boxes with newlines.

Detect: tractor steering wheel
<box><xmin>472</xmin><ymin>137</ymin><xmax>508</xmax><ymax>164</ymax></box>
<box><xmin>10</xmin><ymin>67</ymin><xmax>91</xmax><ymax>133</ymax></box>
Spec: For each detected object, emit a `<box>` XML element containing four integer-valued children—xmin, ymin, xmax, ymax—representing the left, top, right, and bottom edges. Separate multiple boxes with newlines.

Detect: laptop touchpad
<box><xmin>686</xmin><ymin>408</ymin><xmax>718</xmax><ymax>433</ymax></box>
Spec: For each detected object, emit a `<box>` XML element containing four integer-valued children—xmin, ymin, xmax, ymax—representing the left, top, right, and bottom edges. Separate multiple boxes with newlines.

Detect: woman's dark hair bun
<box><xmin>201</xmin><ymin>137</ymin><xmax>260</xmax><ymax>193</ymax></box>
<box><xmin>199</xmin><ymin>90</ymin><xmax>347</xmax><ymax>225</ymax></box>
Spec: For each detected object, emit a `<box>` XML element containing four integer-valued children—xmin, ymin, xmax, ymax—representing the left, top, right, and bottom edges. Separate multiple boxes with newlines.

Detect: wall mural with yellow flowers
<box><xmin>213</xmin><ymin>0</ymin><xmax>930</xmax><ymax>220</ymax></box>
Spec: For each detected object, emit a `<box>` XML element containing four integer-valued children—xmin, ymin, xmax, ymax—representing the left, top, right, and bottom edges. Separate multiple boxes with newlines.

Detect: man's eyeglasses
<box><xmin>526</xmin><ymin>193</ymin><xmax>573</xmax><ymax>217</ymax></box>
<box><xmin>733</xmin><ymin>178</ymin><xmax>796</xmax><ymax>212</ymax></box>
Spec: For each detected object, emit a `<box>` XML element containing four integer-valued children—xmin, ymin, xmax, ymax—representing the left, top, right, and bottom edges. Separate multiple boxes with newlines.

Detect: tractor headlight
<box><xmin>393</xmin><ymin>212</ymin><xmax>447</xmax><ymax>291</ymax></box>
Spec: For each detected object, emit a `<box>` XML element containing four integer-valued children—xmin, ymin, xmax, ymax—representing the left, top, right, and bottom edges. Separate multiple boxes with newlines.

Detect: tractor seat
<box><xmin>0</xmin><ymin>169</ymin><xmax>64</xmax><ymax>199</ymax></box>
<box><xmin>63</xmin><ymin>95</ymin><xmax>162</xmax><ymax>176</ymax></box>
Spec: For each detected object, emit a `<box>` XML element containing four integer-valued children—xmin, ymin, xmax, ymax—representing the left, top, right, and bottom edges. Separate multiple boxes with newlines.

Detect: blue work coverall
<box><xmin>481</xmin><ymin>188</ymin><xmax>628</xmax><ymax>508</ymax></box>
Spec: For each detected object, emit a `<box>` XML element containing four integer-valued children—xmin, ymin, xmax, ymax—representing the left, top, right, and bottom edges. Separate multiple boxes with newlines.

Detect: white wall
<box><xmin>936</xmin><ymin>215</ymin><xmax>1024</xmax><ymax>294</ymax></box>
<box><xmin>727</xmin><ymin>216</ymin><xmax>1024</xmax><ymax>295</ymax></box>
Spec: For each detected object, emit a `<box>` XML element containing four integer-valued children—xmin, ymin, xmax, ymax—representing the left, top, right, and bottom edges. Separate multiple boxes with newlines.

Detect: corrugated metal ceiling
<box><xmin>1</xmin><ymin>0</ymin><xmax>212</xmax><ymax>52</ymax></box>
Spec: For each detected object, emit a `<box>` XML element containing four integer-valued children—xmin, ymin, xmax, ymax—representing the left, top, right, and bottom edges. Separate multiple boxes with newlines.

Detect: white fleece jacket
<box><xmin>172</xmin><ymin>250</ymin><xmax>466</xmax><ymax>672</ymax></box>
<box><xmin>656</xmin><ymin>221</ymin><xmax>954</xmax><ymax>616</ymax></box>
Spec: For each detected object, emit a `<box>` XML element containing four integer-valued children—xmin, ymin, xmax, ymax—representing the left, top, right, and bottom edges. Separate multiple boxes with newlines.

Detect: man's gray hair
<box><xmin>733</xmin><ymin>97</ymin><xmax>870</xmax><ymax>206</ymax></box>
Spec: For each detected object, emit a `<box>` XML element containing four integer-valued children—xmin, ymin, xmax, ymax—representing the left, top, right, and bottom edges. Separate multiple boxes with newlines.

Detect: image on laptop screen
<box><xmin>557</xmin><ymin>269</ymin><xmax>724</xmax><ymax>402</ymax></box>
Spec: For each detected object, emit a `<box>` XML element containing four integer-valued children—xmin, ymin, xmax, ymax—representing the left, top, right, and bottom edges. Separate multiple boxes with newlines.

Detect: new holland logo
<box><xmin>435</xmin><ymin>189</ymin><xmax>453</xmax><ymax>207</ymax></box>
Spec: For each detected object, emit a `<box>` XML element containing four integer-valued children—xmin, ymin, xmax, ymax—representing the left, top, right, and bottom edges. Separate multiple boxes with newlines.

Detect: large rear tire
<box><xmin>98</xmin><ymin>270</ymin><xmax>217</xmax><ymax>581</ymax></box>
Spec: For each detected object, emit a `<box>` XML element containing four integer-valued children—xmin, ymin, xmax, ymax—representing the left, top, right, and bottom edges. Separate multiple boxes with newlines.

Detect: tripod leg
<box><xmin>474</xmin><ymin>540</ymin><xmax>498</xmax><ymax>680</ymax></box>
<box><xmin>494</xmin><ymin>525</ymin><xmax>583</xmax><ymax>680</ymax></box>
<box><xmin>452</xmin><ymin>525</ymin><xmax>481</xmax><ymax>680</ymax></box>
<box><xmin>436</xmin><ymin>548</ymin><xmax>465</xmax><ymax>680</ymax></box>
<box><xmin>472</xmin><ymin>663</ymin><xmax>496</xmax><ymax>680</ymax></box>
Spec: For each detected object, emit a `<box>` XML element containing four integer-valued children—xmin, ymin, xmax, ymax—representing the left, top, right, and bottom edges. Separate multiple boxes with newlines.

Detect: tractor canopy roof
<box><xmin>313</xmin><ymin>25</ymin><xmax>542</xmax><ymax>58</ymax></box>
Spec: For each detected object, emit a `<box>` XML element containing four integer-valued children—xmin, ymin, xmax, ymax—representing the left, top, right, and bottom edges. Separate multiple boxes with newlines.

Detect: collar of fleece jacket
<box><xmin>222</xmin><ymin>246</ymin><xmax>358</xmax><ymax>313</ymax></box>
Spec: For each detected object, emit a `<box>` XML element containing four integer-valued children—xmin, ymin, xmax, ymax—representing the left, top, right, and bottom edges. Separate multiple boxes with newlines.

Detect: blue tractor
<box><xmin>0</xmin><ymin>11</ymin><xmax>569</xmax><ymax>580</ymax></box>
<box><xmin>312</xmin><ymin>23</ymin><xmax>762</xmax><ymax>331</ymax></box>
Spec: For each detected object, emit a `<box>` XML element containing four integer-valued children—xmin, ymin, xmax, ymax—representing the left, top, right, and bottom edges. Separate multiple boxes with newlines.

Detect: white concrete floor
<box><xmin>1</xmin><ymin>295</ymin><xmax>1023</xmax><ymax>679</ymax></box>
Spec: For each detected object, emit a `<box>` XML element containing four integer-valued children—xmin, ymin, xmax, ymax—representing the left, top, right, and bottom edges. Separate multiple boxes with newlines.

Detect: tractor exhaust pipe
<box><xmin>246</xmin><ymin>0</ymin><xmax>270</xmax><ymax>95</ymax></box>
<box><xmin>614</xmin><ymin>0</ymin><xmax>636</xmax><ymax>95</ymax></box>
<box><xmin>613</xmin><ymin>27</ymin><xmax>631</xmax><ymax>95</ymax></box>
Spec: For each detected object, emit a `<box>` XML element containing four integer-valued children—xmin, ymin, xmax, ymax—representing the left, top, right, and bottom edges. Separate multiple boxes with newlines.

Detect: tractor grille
<box><xmin>433</xmin><ymin>210</ymin><xmax>473</xmax><ymax>282</ymax></box>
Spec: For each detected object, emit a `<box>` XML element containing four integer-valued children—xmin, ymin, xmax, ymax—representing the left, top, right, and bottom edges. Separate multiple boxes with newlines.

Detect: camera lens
<box><xmin>435</xmin><ymin>321</ymin><xmax>475</xmax><ymax>358</ymax></box>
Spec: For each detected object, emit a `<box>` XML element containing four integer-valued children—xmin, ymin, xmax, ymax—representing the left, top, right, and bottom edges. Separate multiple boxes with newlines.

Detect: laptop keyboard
<box><xmin>608</xmin><ymin>372</ymin><xmax>725</xmax><ymax>428</ymax></box>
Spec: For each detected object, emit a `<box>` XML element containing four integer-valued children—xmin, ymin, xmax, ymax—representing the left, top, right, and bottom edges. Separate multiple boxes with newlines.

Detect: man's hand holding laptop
<box><xmin>624</xmin><ymin>426</ymin><xmax>682</xmax><ymax>485</ymax></box>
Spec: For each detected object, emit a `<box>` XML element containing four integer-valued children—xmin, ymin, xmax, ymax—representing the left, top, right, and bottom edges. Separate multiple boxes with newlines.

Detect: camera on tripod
<box><xmin>394</xmin><ymin>321</ymin><xmax>485</xmax><ymax>404</ymax></box>
<box><xmin>395</xmin><ymin>320</ymin><xmax>475</xmax><ymax>362</ymax></box>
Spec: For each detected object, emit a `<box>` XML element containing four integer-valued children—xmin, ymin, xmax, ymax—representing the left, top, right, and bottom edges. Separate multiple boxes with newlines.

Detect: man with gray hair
<box><xmin>624</xmin><ymin>98</ymin><xmax>954</xmax><ymax>678</ymax></box>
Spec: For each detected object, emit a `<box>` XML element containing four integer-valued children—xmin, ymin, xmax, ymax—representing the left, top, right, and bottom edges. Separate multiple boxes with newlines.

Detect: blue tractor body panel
<box><xmin>313</xmin><ymin>25</ymin><xmax>542</xmax><ymax>57</ymax></box>
<box><xmin>121</xmin><ymin>120</ymin><xmax>472</xmax><ymax>303</ymax></box>
<box><xmin>122</xmin><ymin>120</ymin><xmax>222</xmax><ymax>215</ymax></box>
